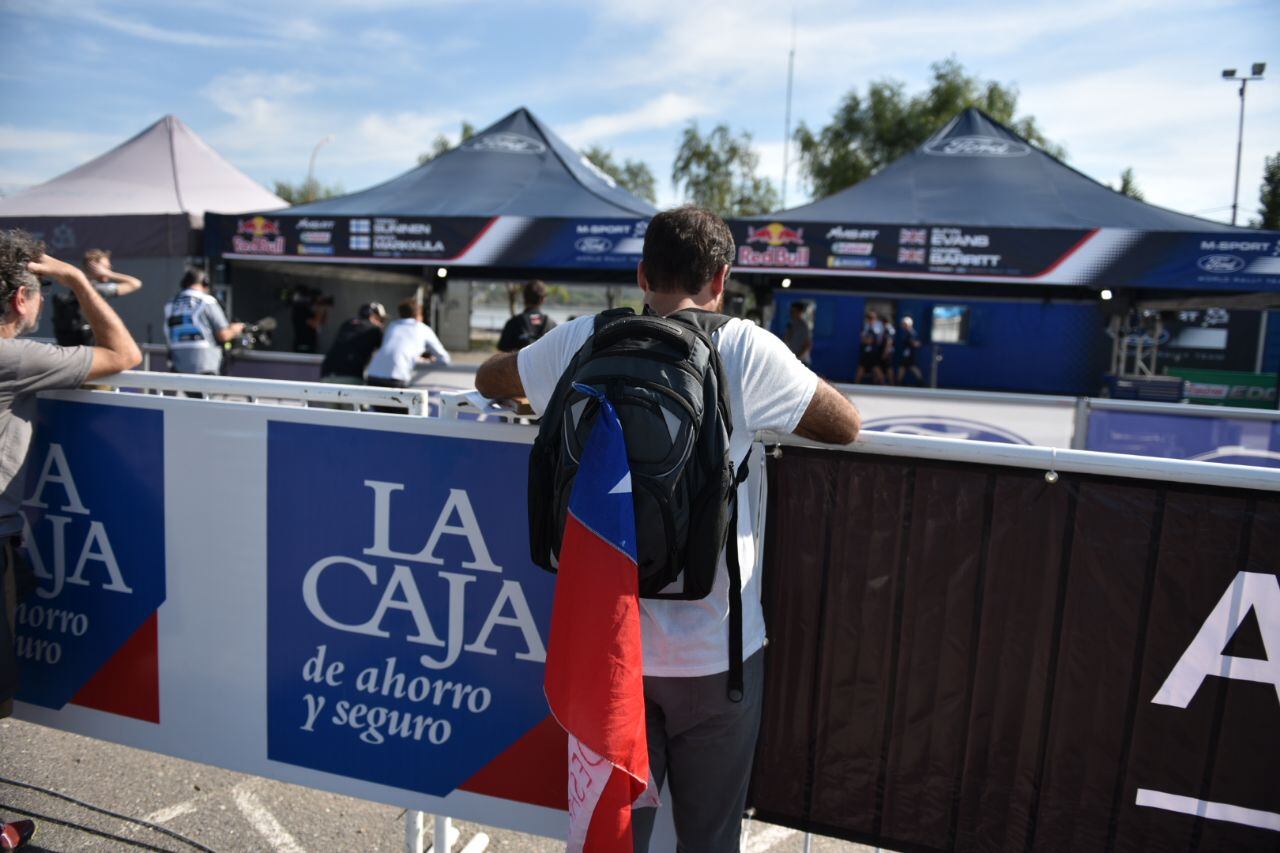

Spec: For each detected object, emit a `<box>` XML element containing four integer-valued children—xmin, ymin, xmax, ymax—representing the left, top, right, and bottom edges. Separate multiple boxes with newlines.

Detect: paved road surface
<box><xmin>1</xmin><ymin>718</ymin><xmax>879</xmax><ymax>852</ymax></box>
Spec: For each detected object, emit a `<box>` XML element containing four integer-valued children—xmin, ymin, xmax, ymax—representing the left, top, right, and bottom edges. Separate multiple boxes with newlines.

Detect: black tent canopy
<box><xmin>730</xmin><ymin>108</ymin><xmax>1279</xmax><ymax>293</ymax></box>
<box><xmin>207</xmin><ymin>107</ymin><xmax>656</xmax><ymax>276</ymax></box>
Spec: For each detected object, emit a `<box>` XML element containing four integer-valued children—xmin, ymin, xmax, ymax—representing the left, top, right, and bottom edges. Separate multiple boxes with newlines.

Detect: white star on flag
<box><xmin>608</xmin><ymin>472</ymin><xmax>632</xmax><ymax>494</ymax></box>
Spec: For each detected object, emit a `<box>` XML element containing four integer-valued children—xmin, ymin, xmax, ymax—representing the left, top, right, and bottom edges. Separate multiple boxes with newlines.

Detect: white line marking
<box><xmin>144</xmin><ymin>801</ymin><xmax>198</xmax><ymax>824</ymax></box>
<box><xmin>1136</xmin><ymin>788</ymin><xmax>1280</xmax><ymax>832</ymax></box>
<box><xmin>233</xmin><ymin>785</ymin><xmax>307</xmax><ymax>852</ymax></box>
<box><xmin>459</xmin><ymin>832</ymin><xmax>490</xmax><ymax>853</ymax></box>
<box><xmin>742</xmin><ymin>821</ymin><xmax>797</xmax><ymax>853</ymax></box>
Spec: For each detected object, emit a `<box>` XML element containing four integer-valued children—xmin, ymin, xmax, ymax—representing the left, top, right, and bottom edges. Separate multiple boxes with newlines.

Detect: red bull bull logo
<box><xmin>232</xmin><ymin>216</ymin><xmax>286</xmax><ymax>255</ymax></box>
<box><xmin>745</xmin><ymin>222</ymin><xmax>805</xmax><ymax>247</ymax></box>
<box><xmin>739</xmin><ymin>222</ymin><xmax>810</xmax><ymax>267</ymax></box>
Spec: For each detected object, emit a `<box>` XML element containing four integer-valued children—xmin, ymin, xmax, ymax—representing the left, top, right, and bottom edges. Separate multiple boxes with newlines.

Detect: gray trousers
<box><xmin>632</xmin><ymin>649</ymin><xmax>764</xmax><ymax>853</ymax></box>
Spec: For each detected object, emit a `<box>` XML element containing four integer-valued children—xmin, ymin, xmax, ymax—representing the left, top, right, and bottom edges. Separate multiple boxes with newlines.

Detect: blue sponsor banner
<box><xmin>1086</xmin><ymin>409</ymin><xmax>1280</xmax><ymax>468</ymax></box>
<box><xmin>16</xmin><ymin>400</ymin><xmax>166</xmax><ymax>709</ymax></box>
<box><xmin>266</xmin><ymin>422</ymin><xmax>554</xmax><ymax>796</ymax></box>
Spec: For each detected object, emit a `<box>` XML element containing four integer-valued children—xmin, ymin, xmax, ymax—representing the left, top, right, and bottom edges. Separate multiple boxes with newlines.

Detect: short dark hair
<box><xmin>641</xmin><ymin>206</ymin><xmax>735</xmax><ymax>296</ymax></box>
<box><xmin>398</xmin><ymin>298</ymin><xmax>422</xmax><ymax>319</ymax></box>
<box><xmin>0</xmin><ymin>229</ymin><xmax>45</xmax><ymax>317</ymax></box>
<box><xmin>84</xmin><ymin>248</ymin><xmax>110</xmax><ymax>266</ymax></box>
<box><xmin>180</xmin><ymin>267</ymin><xmax>207</xmax><ymax>289</ymax></box>
<box><xmin>791</xmin><ymin>301</ymin><xmax>808</xmax><ymax>313</ymax></box>
<box><xmin>523</xmin><ymin>280</ymin><xmax>547</xmax><ymax>307</ymax></box>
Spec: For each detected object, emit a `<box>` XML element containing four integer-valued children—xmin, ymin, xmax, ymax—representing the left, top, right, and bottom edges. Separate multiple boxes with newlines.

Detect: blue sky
<box><xmin>1</xmin><ymin>0</ymin><xmax>1277</xmax><ymax>224</ymax></box>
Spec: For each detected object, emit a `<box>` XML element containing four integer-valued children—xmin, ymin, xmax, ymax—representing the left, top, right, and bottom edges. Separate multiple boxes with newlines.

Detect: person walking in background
<box><xmin>895</xmin><ymin>315</ymin><xmax>924</xmax><ymax>386</ymax></box>
<box><xmin>854</xmin><ymin>310</ymin><xmax>886</xmax><ymax>384</ymax></box>
<box><xmin>163</xmin><ymin>269</ymin><xmax>243</xmax><ymax>376</ymax></box>
<box><xmin>51</xmin><ymin>248</ymin><xmax>142</xmax><ymax>347</ymax></box>
<box><xmin>366</xmin><ymin>298</ymin><xmax>450</xmax><ymax>390</ymax></box>
<box><xmin>321</xmin><ymin>301</ymin><xmax>386</xmax><ymax>386</ymax></box>
<box><xmin>498</xmin><ymin>280</ymin><xmax>556</xmax><ymax>352</ymax></box>
<box><xmin>0</xmin><ymin>230</ymin><xmax>140</xmax><ymax>825</ymax></box>
<box><xmin>783</xmin><ymin>301</ymin><xmax>813</xmax><ymax>365</ymax></box>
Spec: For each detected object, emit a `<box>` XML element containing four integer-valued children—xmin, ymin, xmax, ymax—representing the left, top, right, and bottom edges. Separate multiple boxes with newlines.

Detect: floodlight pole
<box><xmin>1223</xmin><ymin>64</ymin><xmax>1265</xmax><ymax>226</ymax></box>
<box><xmin>308</xmin><ymin>134</ymin><xmax>334</xmax><ymax>186</ymax></box>
<box><xmin>781</xmin><ymin>5</ymin><xmax>797</xmax><ymax>208</ymax></box>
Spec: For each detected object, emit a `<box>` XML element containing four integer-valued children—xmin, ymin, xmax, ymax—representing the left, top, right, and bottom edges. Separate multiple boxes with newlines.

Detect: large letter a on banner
<box><xmin>1153</xmin><ymin>571</ymin><xmax>1280</xmax><ymax>708</ymax></box>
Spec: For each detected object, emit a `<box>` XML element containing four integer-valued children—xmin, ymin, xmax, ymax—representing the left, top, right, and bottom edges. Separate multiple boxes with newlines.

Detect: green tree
<box><xmin>795</xmin><ymin>58</ymin><xmax>1065</xmax><ymax>198</ymax></box>
<box><xmin>671</xmin><ymin>122</ymin><xmax>779</xmax><ymax>216</ymax></box>
<box><xmin>272</xmin><ymin>177</ymin><xmax>344</xmax><ymax>205</ymax></box>
<box><xmin>419</xmin><ymin>121</ymin><xmax>477</xmax><ymax>165</ymax></box>
<box><xmin>581</xmin><ymin>145</ymin><xmax>658</xmax><ymax>204</ymax></box>
<box><xmin>1112</xmin><ymin>167</ymin><xmax>1145</xmax><ymax>201</ymax></box>
<box><xmin>1254</xmin><ymin>152</ymin><xmax>1280</xmax><ymax>230</ymax></box>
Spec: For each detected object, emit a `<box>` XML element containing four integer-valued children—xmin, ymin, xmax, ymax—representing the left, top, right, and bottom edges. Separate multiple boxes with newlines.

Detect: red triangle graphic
<box><xmin>69</xmin><ymin>612</ymin><xmax>159</xmax><ymax>723</ymax></box>
<box><xmin>457</xmin><ymin>715</ymin><xmax>567</xmax><ymax>811</ymax></box>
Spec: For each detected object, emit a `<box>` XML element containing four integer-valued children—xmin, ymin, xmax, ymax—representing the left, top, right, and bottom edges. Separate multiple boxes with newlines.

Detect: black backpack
<box><xmin>52</xmin><ymin>292</ymin><xmax>93</xmax><ymax>346</ymax></box>
<box><xmin>528</xmin><ymin>307</ymin><xmax>751</xmax><ymax>700</ymax></box>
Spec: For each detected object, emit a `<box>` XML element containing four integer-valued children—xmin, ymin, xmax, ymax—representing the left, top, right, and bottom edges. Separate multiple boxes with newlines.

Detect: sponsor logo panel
<box><xmin>923</xmin><ymin>135</ymin><xmax>1031</xmax><ymax>157</ymax></box>
<box><xmin>16</xmin><ymin>401</ymin><xmax>165</xmax><ymax>721</ymax></box>
<box><xmin>266</xmin><ymin>423</ymin><xmax>557</xmax><ymax>797</ymax></box>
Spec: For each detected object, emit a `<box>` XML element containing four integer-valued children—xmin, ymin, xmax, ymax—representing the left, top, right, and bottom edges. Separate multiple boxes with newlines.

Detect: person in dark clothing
<box><xmin>321</xmin><ymin>302</ymin><xmax>386</xmax><ymax>384</ymax></box>
<box><xmin>895</xmin><ymin>315</ymin><xmax>924</xmax><ymax>386</ymax></box>
<box><xmin>497</xmin><ymin>280</ymin><xmax>557</xmax><ymax>352</ymax></box>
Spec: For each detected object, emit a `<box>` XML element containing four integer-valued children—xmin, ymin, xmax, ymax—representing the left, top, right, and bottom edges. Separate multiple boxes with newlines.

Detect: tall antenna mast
<box><xmin>781</xmin><ymin>4</ymin><xmax>797</xmax><ymax>208</ymax></box>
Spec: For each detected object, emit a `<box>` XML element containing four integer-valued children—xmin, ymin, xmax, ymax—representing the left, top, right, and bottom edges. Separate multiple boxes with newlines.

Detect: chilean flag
<box><xmin>545</xmin><ymin>384</ymin><xmax>654</xmax><ymax>852</ymax></box>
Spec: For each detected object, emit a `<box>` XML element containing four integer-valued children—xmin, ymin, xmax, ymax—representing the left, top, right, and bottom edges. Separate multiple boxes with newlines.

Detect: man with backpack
<box><xmin>475</xmin><ymin>205</ymin><xmax>860</xmax><ymax>852</ymax></box>
<box><xmin>497</xmin><ymin>279</ymin><xmax>557</xmax><ymax>352</ymax></box>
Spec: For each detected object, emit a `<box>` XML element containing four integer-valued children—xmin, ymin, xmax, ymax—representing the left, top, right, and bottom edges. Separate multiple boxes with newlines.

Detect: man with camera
<box><xmin>475</xmin><ymin>206</ymin><xmax>859</xmax><ymax>852</ymax></box>
<box><xmin>163</xmin><ymin>269</ymin><xmax>243</xmax><ymax>376</ymax></box>
<box><xmin>0</xmin><ymin>229</ymin><xmax>141</xmax><ymax>727</ymax></box>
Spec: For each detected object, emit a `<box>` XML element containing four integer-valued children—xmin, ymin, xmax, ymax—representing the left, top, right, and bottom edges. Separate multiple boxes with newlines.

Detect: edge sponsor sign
<box><xmin>726</xmin><ymin>220</ymin><xmax>1280</xmax><ymax>291</ymax></box>
<box><xmin>210</xmin><ymin>215</ymin><xmax>650</xmax><ymax>271</ymax></box>
<box><xmin>16</xmin><ymin>400</ymin><xmax>165</xmax><ymax>722</ymax></box>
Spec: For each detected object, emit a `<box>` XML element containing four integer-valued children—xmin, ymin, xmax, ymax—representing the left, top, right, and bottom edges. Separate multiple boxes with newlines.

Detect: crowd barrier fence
<box><xmin>10</xmin><ymin>374</ymin><xmax>1277</xmax><ymax>852</ymax></box>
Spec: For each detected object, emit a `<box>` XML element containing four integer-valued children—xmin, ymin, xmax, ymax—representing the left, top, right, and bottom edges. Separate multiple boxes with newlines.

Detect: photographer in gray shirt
<box><xmin>0</xmin><ymin>229</ymin><xmax>140</xmax><ymax>725</ymax></box>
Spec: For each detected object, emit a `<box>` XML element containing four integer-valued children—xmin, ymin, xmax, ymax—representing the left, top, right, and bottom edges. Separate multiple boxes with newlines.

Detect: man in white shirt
<box><xmin>163</xmin><ymin>269</ymin><xmax>243</xmax><ymax>376</ymax></box>
<box><xmin>366</xmin><ymin>298</ymin><xmax>450</xmax><ymax>390</ymax></box>
<box><xmin>476</xmin><ymin>206</ymin><xmax>859</xmax><ymax>852</ymax></box>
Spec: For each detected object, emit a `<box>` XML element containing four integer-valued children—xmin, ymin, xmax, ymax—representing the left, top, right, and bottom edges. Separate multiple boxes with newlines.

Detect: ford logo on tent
<box><xmin>862</xmin><ymin>416</ymin><xmax>1031</xmax><ymax>445</ymax></box>
<box><xmin>1197</xmin><ymin>254</ymin><xmax>1247</xmax><ymax>273</ymax></box>
<box><xmin>463</xmin><ymin>133</ymin><xmax>547</xmax><ymax>155</ymax></box>
<box><xmin>923</xmin><ymin>136</ymin><xmax>1031</xmax><ymax>157</ymax></box>
<box><xmin>575</xmin><ymin>237</ymin><xmax>613</xmax><ymax>254</ymax></box>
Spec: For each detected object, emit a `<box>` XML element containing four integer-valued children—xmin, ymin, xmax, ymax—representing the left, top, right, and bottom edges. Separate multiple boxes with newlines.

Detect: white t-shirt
<box><xmin>518</xmin><ymin>313</ymin><xmax>818</xmax><ymax>677</ymax></box>
<box><xmin>367</xmin><ymin>319</ymin><xmax>451</xmax><ymax>383</ymax></box>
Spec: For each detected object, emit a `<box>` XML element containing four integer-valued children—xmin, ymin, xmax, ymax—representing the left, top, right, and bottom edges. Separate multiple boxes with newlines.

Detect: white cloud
<box><xmin>559</xmin><ymin>94</ymin><xmax>707</xmax><ymax>146</ymax></box>
<box><xmin>0</xmin><ymin>126</ymin><xmax>115</xmax><ymax>154</ymax></box>
<box><xmin>354</xmin><ymin>111</ymin><xmax>462</xmax><ymax>165</ymax></box>
<box><xmin>8</xmin><ymin>0</ymin><xmax>278</xmax><ymax>49</ymax></box>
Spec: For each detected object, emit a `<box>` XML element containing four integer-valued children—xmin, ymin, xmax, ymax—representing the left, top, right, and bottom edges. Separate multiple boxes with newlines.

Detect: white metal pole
<box><xmin>404</xmin><ymin>810</ymin><xmax>424</xmax><ymax>853</ymax></box>
<box><xmin>781</xmin><ymin>5</ymin><xmax>797</xmax><ymax>208</ymax></box>
<box><xmin>432</xmin><ymin>815</ymin><xmax>454</xmax><ymax>853</ymax></box>
<box><xmin>1231</xmin><ymin>79</ymin><xmax>1247</xmax><ymax>226</ymax></box>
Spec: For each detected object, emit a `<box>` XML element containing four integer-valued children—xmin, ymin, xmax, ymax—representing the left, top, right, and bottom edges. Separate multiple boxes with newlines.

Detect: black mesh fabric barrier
<box><xmin>749</xmin><ymin>446</ymin><xmax>1278</xmax><ymax>853</ymax></box>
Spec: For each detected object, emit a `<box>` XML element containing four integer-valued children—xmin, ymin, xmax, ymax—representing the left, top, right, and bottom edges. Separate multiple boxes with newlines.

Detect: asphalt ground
<box><xmin>0</xmin><ymin>718</ymin><xmax>880</xmax><ymax>852</ymax></box>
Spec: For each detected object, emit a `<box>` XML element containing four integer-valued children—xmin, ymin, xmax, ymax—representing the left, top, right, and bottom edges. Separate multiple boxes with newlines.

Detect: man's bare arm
<box><xmin>215</xmin><ymin>323</ymin><xmax>245</xmax><ymax>344</ymax></box>
<box><xmin>794</xmin><ymin>380</ymin><xmax>860</xmax><ymax>445</ymax></box>
<box><xmin>29</xmin><ymin>256</ymin><xmax>141</xmax><ymax>379</ymax></box>
<box><xmin>89</xmin><ymin>260</ymin><xmax>142</xmax><ymax>295</ymax></box>
<box><xmin>475</xmin><ymin>351</ymin><xmax>525</xmax><ymax>399</ymax></box>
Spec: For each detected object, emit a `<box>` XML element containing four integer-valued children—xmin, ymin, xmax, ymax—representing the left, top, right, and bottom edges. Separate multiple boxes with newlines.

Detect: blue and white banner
<box><xmin>266</xmin><ymin>422</ymin><xmax>557</xmax><ymax>798</ymax></box>
<box><xmin>1086</xmin><ymin>409</ymin><xmax>1280</xmax><ymax>468</ymax></box>
<box><xmin>16</xmin><ymin>400</ymin><xmax>165</xmax><ymax>719</ymax></box>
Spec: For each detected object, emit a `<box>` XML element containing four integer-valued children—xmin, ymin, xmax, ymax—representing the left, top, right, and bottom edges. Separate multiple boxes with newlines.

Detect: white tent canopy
<box><xmin>0</xmin><ymin>114</ymin><xmax>285</xmax><ymax>224</ymax></box>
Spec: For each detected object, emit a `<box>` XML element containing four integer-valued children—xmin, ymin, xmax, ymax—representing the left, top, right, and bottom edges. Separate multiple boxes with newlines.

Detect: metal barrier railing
<box><xmin>97</xmin><ymin>370</ymin><xmax>431</xmax><ymax>415</ymax></box>
<box><xmin>437</xmin><ymin>390</ymin><xmax>1280</xmax><ymax>493</ymax></box>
